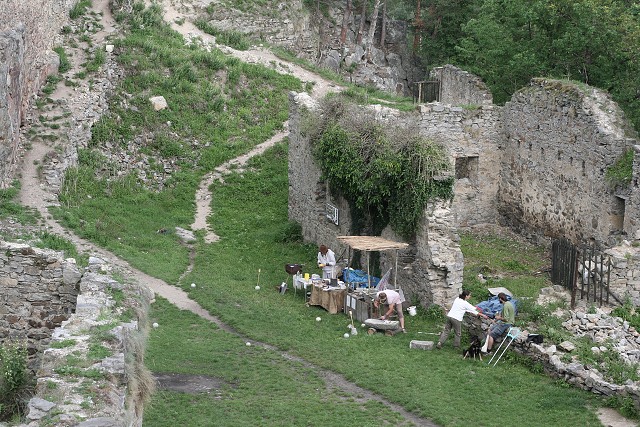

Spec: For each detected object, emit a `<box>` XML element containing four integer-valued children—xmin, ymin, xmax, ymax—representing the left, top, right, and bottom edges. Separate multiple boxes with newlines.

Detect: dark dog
<box><xmin>462</xmin><ymin>337</ymin><xmax>483</xmax><ymax>361</ymax></box>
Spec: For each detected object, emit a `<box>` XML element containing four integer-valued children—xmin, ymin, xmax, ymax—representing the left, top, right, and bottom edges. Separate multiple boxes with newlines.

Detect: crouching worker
<box><xmin>484</xmin><ymin>292</ymin><xmax>515</xmax><ymax>354</ymax></box>
<box><xmin>436</xmin><ymin>290</ymin><xmax>488</xmax><ymax>349</ymax></box>
<box><xmin>374</xmin><ymin>290</ymin><xmax>406</xmax><ymax>333</ymax></box>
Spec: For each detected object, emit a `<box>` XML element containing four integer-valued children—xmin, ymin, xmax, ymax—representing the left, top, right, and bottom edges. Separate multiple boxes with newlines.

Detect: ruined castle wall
<box><xmin>0</xmin><ymin>0</ymin><xmax>75</xmax><ymax>186</ymax></box>
<box><xmin>416</xmin><ymin>102</ymin><xmax>503</xmax><ymax>228</ymax></box>
<box><xmin>500</xmin><ymin>79</ymin><xmax>638</xmax><ymax>246</ymax></box>
<box><xmin>0</xmin><ymin>240</ymin><xmax>81</xmax><ymax>360</ymax></box>
<box><xmin>429</xmin><ymin>65</ymin><xmax>494</xmax><ymax>106</ymax></box>
<box><xmin>288</xmin><ymin>92</ymin><xmax>464</xmax><ymax>307</ymax></box>
<box><xmin>627</xmin><ymin>145</ymin><xmax>640</xmax><ymax>235</ymax></box>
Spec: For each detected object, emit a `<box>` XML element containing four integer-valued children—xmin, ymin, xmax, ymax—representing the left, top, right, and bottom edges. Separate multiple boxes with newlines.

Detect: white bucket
<box><xmin>407</xmin><ymin>306</ymin><xmax>417</xmax><ymax>316</ymax></box>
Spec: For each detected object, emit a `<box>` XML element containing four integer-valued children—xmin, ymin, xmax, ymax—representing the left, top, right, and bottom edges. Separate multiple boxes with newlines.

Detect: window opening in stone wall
<box><xmin>582</xmin><ymin>160</ymin><xmax>586</xmax><ymax>176</ymax></box>
<box><xmin>570</xmin><ymin>157</ymin><xmax>573</xmax><ymax>165</ymax></box>
<box><xmin>528</xmin><ymin>143</ymin><xmax>532</xmax><ymax>151</ymax></box>
<box><xmin>455</xmin><ymin>156</ymin><xmax>479</xmax><ymax>182</ymax></box>
<box><xmin>557</xmin><ymin>151</ymin><xmax>562</xmax><ymax>160</ymax></box>
<box><xmin>414</xmin><ymin>80</ymin><xmax>440</xmax><ymax>103</ymax></box>
<box><xmin>611</xmin><ymin>196</ymin><xmax>626</xmax><ymax>233</ymax></box>
<box><xmin>541</xmin><ymin>147</ymin><xmax>545</xmax><ymax>159</ymax></box>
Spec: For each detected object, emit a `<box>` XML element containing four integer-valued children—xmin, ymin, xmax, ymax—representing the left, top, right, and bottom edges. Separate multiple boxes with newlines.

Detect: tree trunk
<box><xmin>356</xmin><ymin>0</ymin><xmax>367</xmax><ymax>45</ymax></box>
<box><xmin>340</xmin><ymin>0</ymin><xmax>353</xmax><ymax>47</ymax></box>
<box><xmin>380</xmin><ymin>0</ymin><xmax>387</xmax><ymax>47</ymax></box>
<box><xmin>365</xmin><ymin>0</ymin><xmax>381</xmax><ymax>61</ymax></box>
<box><xmin>413</xmin><ymin>0</ymin><xmax>422</xmax><ymax>54</ymax></box>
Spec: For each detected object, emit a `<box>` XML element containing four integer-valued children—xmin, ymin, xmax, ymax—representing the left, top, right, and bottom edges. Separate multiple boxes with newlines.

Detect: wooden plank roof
<box><xmin>336</xmin><ymin>235</ymin><xmax>409</xmax><ymax>251</ymax></box>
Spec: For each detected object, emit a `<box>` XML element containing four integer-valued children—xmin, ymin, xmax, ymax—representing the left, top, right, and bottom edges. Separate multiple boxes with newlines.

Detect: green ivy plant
<box><xmin>605</xmin><ymin>149</ymin><xmax>634</xmax><ymax>187</ymax></box>
<box><xmin>304</xmin><ymin>95</ymin><xmax>453</xmax><ymax>239</ymax></box>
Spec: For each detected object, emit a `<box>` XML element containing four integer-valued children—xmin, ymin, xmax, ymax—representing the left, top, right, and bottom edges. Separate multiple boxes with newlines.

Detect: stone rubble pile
<box><xmin>562</xmin><ymin>310</ymin><xmax>640</xmax><ymax>365</ymax></box>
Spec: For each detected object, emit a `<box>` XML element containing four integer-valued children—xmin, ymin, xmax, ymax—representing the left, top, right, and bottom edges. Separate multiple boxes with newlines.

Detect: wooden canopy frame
<box><xmin>336</xmin><ymin>236</ymin><xmax>409</xmax><ymax>289</ymax></box>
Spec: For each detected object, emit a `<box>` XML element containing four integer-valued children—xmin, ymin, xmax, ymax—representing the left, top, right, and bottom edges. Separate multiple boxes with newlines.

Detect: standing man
<box><xmin>317</xmin><ymin>245</ymin><xmax>336</xmax><ymax>279</ymax></box>
<box><xmin>484</xmin><ymin>292</ymin><xmax>515</xmax><ymax>353</ymax></box>
<box><xmin>374</xmin><ymin>290</ymin><xmax>406</xmax><ymax>333</ymax></box>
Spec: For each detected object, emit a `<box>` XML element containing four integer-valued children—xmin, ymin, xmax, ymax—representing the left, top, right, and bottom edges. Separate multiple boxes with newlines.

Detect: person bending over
<box><xmin>374</xmin><ymin>290</ymin><xmax>406</xmax><ymax>333</ymax></box>
<box><xmin>437</xmin><ymin>290</ymin><xmax>488</xmax><ymax>349</ymax></box>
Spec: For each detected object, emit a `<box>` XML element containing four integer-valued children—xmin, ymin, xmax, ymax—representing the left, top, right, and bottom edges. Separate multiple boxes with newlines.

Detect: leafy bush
<box><xmin>305</xmin><ymin>95</ymin><xmax>453</xmax><ymax>239</ymax></box>
<box><xmin>424</xmin><ymin>304</ymin><xmax>445</xmax><ymax>321</ymax></box>
<box><xmin>53</xmin><ymin>47</ymin><xmax>71</xmax><ymax>73</ymax></box>
<box><xmin>0</xmin><ymin>342</ymin><xmax>31</xmax><ymax>421</ymax></box>
<box><xmin>276</xmin><ymin>221</ymin><xmax>303</xmax><ymax>244</ymax></box>
<box><xmin>605</xmin><ymin>149</ymin><xmax>634</xmax><ymax>187</ymax></box>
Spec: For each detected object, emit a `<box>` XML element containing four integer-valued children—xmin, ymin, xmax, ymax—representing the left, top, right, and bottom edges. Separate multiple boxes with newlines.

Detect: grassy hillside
<box><xmin>36</xmin><ymin>3</ymin><xmax>636</xmax><ymax>426</ymax></box>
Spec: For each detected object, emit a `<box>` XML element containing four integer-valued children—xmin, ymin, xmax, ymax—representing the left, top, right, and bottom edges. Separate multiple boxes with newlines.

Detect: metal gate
<box><xmin>551</xmin><ymin>238</ymin><xmax>618</xmax><ymax>307</ymax></box>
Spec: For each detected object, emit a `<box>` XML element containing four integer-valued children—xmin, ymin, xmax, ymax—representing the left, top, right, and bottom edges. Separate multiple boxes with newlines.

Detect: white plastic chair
<box><xmin>488</xmin><ymin>327</ymin><xmax>521</xmax><ymax>366</ymax></box>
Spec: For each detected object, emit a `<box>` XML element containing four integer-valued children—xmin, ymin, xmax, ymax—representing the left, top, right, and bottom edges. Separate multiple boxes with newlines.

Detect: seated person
<box><xmin>485</xmin><ymin>292</ymin><xmax>515</xmax><ymax>353</ymax></box>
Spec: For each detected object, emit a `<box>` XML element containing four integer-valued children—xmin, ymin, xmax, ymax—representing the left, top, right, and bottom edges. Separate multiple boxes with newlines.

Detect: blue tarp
<box><xmin>476</xmin><ymin>295</ymin><xmax>518</xmax><ymax>319</ymax></box>
<box><xmin>342</xmin><ymin>268</ymin><xmax>380</xmax><ymax>288</ymax></box>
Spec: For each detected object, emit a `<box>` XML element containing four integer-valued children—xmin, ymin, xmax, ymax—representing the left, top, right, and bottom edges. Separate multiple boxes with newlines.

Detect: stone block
<box><xmin>409</xmin><ymin>340</ymin><xmax>434</xmax><ymax>350</ymax></box>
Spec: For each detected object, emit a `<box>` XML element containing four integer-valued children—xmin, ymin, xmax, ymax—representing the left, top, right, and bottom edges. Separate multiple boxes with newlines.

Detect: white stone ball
<box><xmin>343</xmin><ymin>333</ymin><xmax>350</xmax><ymax>338</ymax></box>
<box><xmin>255</xmin><ymin>285</ymin><xmax>261</xmax><ymax>290</ymax></box>
<box><xmin>152</xmin><ymin>322</ymin><xmax>159</xmax><ymax>328</ymax></box>
<box><xmin>191</xmin><ymin>283</ymin><xmax>196</xmax><ymax>288</ymax></box>
<box><xmin>316</xmin><ymin>317</ymin><xmax>321</xmax><ymax>322</ymax></box>
<box><xmin>246</xmin><ymin>342</ymin><xmax>251</xmax><ymax>346</ymax></box>
<box><xmin>361</xmin><ymin>323</ymin><xmax>366</xmax><ymax>328</ymax></box>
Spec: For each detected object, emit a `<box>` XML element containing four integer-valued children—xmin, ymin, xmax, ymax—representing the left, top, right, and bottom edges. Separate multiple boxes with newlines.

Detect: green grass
<box><xmin>0</xmin><ymin>181</ymin><xmax>40</xmax><ymax>225</ymax></box>
<box><xmin>140</xmin><ymin>145</ymin><xmax>605</xmax><ymax>426</ymax></box>
<box><xmin>45</xmin><ymin>3</ymin><xmax>632</xmax><ymax>426</ymax></box>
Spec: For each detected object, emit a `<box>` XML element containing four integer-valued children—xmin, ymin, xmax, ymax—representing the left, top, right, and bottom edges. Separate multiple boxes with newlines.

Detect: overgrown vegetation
<box><xmin>0</xmin><ymin>181</ymin><xmax>39</xmax><ymax>226</ymax></box>
<box><xmin>35</xmin><ymin>1</ymin><xmax>638</xmax><ymax>425</ymax></box>
<box><xmin>304</xmin><ymin>95</ymin><xmax>453</xmax><ymax>238</ymax></box>
<box><xmin>605</xmin><ymin>149</ymin><xmax>635</xmax><ymax>187</ymax></box>
<box><xmin>0</xmin><ymin>342</ymin><xmax>31</xmax><ymax>422</ymax></box>
<box><xmin>194</xmin><ymin>19</ymin><xmax>251</xmax><ymax>50</ymax></box>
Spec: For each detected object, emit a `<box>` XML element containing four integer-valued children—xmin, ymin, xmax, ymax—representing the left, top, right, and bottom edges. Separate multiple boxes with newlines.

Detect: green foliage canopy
<box><xmin>305</xmin><ymin>96</ymin><xmax>453</xmax><ymax>239</ymax></box>
<box><xmin>412</xmin><ymin>0</ymin><xmax>640</xmax><ymax>131</ymax></box>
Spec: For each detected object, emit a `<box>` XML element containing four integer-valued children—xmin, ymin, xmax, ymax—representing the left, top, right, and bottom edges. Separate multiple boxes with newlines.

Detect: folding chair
<box><xmin>488</xmin><ymin>327</ymin><xmax>521</xmax><ymax>366</ymax></box>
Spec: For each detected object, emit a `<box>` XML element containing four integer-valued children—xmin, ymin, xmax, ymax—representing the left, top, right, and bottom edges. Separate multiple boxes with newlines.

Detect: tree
<box><xmin>365</xmin><ymin>0</ymin><xmax>383</xmax><ymax>60</ymax></box>
<box><xmin>340</xmin><ymin>0</ymin><xmax>354</xmax><ymax>47</ymax></box>
<box><xmin>356</xmin><ymin>0</ymin><xmax>368</xmax><ymax>45</ymax></box>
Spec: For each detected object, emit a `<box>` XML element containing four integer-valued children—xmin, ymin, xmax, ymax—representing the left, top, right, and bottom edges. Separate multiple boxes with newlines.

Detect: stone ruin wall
<box><xmin>287</xmin><ymin>92</ymin><xmax>465</xmax><ymax>308</ymax></box>
<box><xmin>429</xmin><ymin>65</ymin><xmax>494</xmax><ymax>107</ymax></box>
<box><xmin>0</xmin><ymin>0</ymin><xmax>75</xmax><ymax>187</ymax></box>
<box><xmin>628</xmin><ymin>144</ymin><xmax>640</xmax><ymax>234</ymax></box>
<box><xmin>289</xmin><ymin>65</ymin><xmax>640</xmax><ymax>307</ymax></box>
<box><xmin>415</xmin><ymin>102</ymin><xmax>502</xmax><ymax>229</ymax></box>
<box><xmin>500</xmin><ymin>78</ymin><xmax>639</xmax><ymax>247</ymax></box>
<box><xmin>201</xmin><ymin>0</ymin><xmax>421</xmax><ymax>96</ymax></box>
<box><xmin>0</xmin><ymin>240</ymin><xmax>149</xmax><ymax>425</ymax></box>
<box><xmin>0</xmin><ymin>241</ymin><xmax>81</xmax><ymax>362</ymax></box>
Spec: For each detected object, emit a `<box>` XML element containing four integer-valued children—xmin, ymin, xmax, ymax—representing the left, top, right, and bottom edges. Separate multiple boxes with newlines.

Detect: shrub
<box><xmin>0</xmin><ymin>341</ymin><xmax>31</xmax><ymax>421</ymax></box>
<box><xmin>276</xmin><ymin>221</ymin><xmax>303</xmax><ymax>244</ymax></box>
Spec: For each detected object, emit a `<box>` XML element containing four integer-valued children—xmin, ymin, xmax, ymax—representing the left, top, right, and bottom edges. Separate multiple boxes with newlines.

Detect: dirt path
<box><xmin>12</xmin><ymin>1</ymin><xmax>635</xmax><ymax>426</ymax></box>
<box><xmin>12</xmin><ymin>1</ymin><xmax>438</xmax><ymax>426</ymax></box>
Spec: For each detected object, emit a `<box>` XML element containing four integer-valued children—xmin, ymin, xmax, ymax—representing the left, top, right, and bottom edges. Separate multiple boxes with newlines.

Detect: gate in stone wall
<box><xmin>551</xmin><ymin>238</ymin><xmax>619</xmax><ymax>307</ymax></box>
